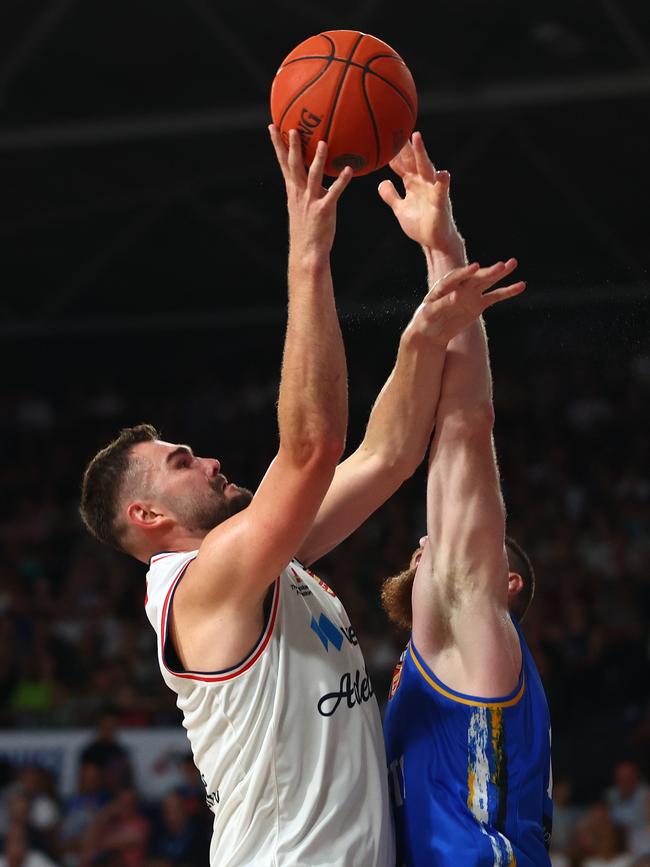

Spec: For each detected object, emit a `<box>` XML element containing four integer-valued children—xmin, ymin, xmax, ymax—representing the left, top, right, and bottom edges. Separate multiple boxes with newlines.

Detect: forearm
<box><xmin>437</xmin><ymin>316</ymin><xmax>493</xmax><ymax>419</ymax></box>
<box><xmin>423</xmin><ymin>228</ymin><xmax>491</xmax><ymax>415</ymax></box>
<box><xmin>278</xmin><ymin>250</ymin><xmax>348</xmax><ymax>459</ymax></box>
<box><xmin>360</xmin><ymin>329</ymin><xmax>446</xmax><ymax>476</ymax></box>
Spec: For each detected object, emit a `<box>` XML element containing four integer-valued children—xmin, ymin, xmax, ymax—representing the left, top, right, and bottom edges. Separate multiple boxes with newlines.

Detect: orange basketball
<box><xmin>270</xmin><ymin>30</ymin><xmax>418</xmax><ymax>177</ymax></box>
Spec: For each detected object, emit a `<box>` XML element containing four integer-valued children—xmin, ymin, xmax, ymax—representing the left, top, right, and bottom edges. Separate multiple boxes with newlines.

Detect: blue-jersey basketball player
<box><xmin>378</xmin><ymin>133</ymin><xmax>553</xmax><ymax>866</ymax></box>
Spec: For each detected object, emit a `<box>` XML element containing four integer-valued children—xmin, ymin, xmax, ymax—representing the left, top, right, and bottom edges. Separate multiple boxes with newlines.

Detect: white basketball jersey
<box><xmin>145</xmin><ymin>551</ymin><xmax>395</xmax><ymax>867</ymax></box>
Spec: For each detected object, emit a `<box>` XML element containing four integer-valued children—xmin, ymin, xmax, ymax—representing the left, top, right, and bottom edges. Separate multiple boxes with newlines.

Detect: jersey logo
<box><xmin>317</xmin><ymin>668</ymin><xmax>374</xmax><ymax>717</ymax></box>
<box><xmin>201</xmin><ymin>773</ymin><xmax>220</xmax><ymax>810</ymax></box>
<box><xmin>389</xmin><ymin>658</ymin><xmax>404</xmax><ymax>700</ymax></box>
<box><xmin>289</xmin><ymin>567</ymin><xmax>312</xmax><ymax>597</ymax></box>
<box><xmin>310</xmin><ymin>613</ymin><xmax>344</xmax><ymax>652</ymax></box>
<box><xmin>308</xmin><ymin>569</ymin><xmax>337</xmax><ymax>598</ymax></box>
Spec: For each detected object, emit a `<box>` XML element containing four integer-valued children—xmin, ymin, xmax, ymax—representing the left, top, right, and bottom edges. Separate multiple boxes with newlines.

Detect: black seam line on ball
<box><xmin>360</xmin><ymin>69</ymin><xmax>381</xmax><ymax>169</ymax></box>
<box><xmin>364</xmin><ymin>57</ymin><xmax>416</xmax><ymax>116</ymax></box>
<box><xmin>277</xmin><ymin>35</ymin><xmax>336</xmax><ymax>128</ymax></box>
<box><xmin>282</xmin><ymin>54</ymin><xmax>415</xmax><ymax>118</ymax></box>
<box><xmin>321</xmin><ymin>31</ymin><xmax>366</xmax><ymax>145</ymax></box>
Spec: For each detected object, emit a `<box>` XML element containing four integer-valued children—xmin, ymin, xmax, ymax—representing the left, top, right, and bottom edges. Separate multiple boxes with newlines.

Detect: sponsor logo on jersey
<box><xmin>311</xmin><ymin>613</ymin><xmax>344</xmax><ymax>651</ymax></box>
<box><xmin>308</xmin><ymin>569</ymin><xmax>337</xmax><ymax>598</ymax></box>
<box><xmin>318</xmin><ymin>668</ymin><xmax>375</xmax><ymax>717</ymax></box>
<box><xmin>289</xmin><ymin>567</ymin><xmax>312</xmax><ymax>597</ymax></box>
<box><xmin>340</xmin><ymin>624</ymin><xmax>358</xmax><ymax>646</ymax></box>
<box><xmin>201</xmin><ymin>773</ymin><xmax>220</xmax><ymax>810</ymax></box>
<box><xmin>389</xmin><ymin>658</ymin><xmax>404</xmax><ymax>701</ymax></box>
<box><xmin>310</xmin><ymin>613</ymin><xmax>359</xmax><ymax>652</ymax></box>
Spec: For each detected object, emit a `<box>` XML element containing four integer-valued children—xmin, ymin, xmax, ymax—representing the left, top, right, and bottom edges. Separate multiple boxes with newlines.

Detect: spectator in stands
<box><xmin>575</xmin><ymin>802</ymin><xmax>634</xmax><ymax>867</ymax></box>
<box><xmin>80</xmin><ymin>787</ymin><xmax>149</xmax><ymax>867</ymax></box>
<box><xmin>148</xmin><ymin>790</ymin><xmax>209</xmax><ymax>866</ymax></box>
<box><xmin>174</xmin><ymin>754</ymin><xmax>206</xmax><ymax>817</ymax></box>
<box><xmin>551</xmin><ymin>778</ymin><xmax>584</xmax><ymax>858</ymax></box>
<box><xmin>8</xmin><ymin>652</ymin><xmax>60</xmax><ymax>725</ymax></box>
<box><xmin>607</xmin><ymin>762</ymin><xmax>650</xmax><ymax>834</ymax></box>
<box><xmin>0</xmin><ymin>826</ymin><xmax>58</xmax><ymax>867</ymax></box>
<box><xmin>12</xmin><ymin>767</ymin><xmax>60</xmax><ymax>852</ymax></box>
<box><xmin>0</xmin><ymin>767</ymin><xmax>60</xmax><ymax>859</ymax></box>
<box><xmin>59</xmin><ymin>761</ymin><xmax>109</xmax><ymax>865</ymax></box>
<box><xmin>79</xmin><ymin>708</ymin><xmax>132</xmax><ymax>794</ymax></box>
<box><xmin>628</xmin><ymin>792</ymin><xmax>650</xmax><ymax>860</ymax></box>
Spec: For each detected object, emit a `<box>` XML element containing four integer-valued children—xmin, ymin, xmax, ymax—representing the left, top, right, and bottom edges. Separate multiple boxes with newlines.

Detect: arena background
<box><xmin>1</xmin><ymin>2</ymin><xmax>650</xmax><ymax>865</ymax></box>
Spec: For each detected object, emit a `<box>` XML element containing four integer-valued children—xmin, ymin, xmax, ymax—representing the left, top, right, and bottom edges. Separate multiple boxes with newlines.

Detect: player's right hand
<box><xmin>378</xmin><ymin>131</ymin><xmax>464</xmax><ymax>259</ymax></box>
<box><xmin>269</xmin><ymin>125</ymin><xmax>353</xmax><ymax>258</ymax></box>
<box><xmin>407</xmin><ymin>260</ymin><xmax>525</xmax><ymax>347</ymax></box>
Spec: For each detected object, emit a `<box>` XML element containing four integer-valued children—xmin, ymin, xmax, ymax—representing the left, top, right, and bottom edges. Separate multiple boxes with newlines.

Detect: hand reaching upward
<box><xmin>269</xmin><ymin>125</ymin><xmax>353</xmax><ymax>259</ymax></box>
<box><xmin>378</xmin><ymin>132</ymin><xmax>464</xmax><ymax>260</ymax></box>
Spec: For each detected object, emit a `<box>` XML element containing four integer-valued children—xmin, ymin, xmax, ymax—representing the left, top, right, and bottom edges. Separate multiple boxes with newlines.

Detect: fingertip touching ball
<box><xmin>270</xmin><ymin>30</ymin><xmax>418</xmax><ymax>177</ymax></box>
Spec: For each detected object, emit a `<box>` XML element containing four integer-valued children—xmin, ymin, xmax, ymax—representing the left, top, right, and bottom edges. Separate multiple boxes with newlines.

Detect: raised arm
<box><xmin>171</xmin><ymin>130</ymin><xmax>353</xmax><ymax>654</ymax></box>
<box><xmin>296</xmin><ymin>134</ymin><xmax>519</xmax><ymax>568</ymax></box>
<box><xmin>408</xmin><ymin>140</ymin><xmax>525</xmax><ymax>697</ymax></box>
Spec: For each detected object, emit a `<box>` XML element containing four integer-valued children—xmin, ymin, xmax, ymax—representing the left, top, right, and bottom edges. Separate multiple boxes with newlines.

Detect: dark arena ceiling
<box><xmin>1</xmin><ymin>0</ymin><xmax>649</xmax><ymax>340</ymax></box>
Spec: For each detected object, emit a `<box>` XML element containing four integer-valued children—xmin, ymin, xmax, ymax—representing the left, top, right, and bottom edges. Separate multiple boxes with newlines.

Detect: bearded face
<box><xmin>166</xmin><ymin>475</ymin><xmax>253</xmax><ymax>533</ymax></box>
<box><xmin>381</xmin><ymin>565</ymin><xmax>416</xmax><ymax>630</ymax></box>
<box><xmin>381</xmin><ymin>539</ymin><xmax>426</xmax><ymax>629</ymax></box>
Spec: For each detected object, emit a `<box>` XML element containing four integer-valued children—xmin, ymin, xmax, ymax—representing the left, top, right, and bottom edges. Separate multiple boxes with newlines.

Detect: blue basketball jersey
<box><xmin>383</xmin><ymin>620</ymin><xmax>552</xmax><ymax>866</ymax></box>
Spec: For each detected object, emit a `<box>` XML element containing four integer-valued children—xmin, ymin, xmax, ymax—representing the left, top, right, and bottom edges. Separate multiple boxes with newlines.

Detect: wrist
<box><xmin>400</xmin><ymin>320</ymin><xmax>449</xmax><ymax>353</ymax></box>
<box><xmin>424</xmin><ymin>248</ymin><xmax>467</xmax><ymax>291</ymax></box>
<box><xmin>423</xmin><ymin>237</ymin><xmax>467</xmax><ymax>272</ymax></box>
<box><xmin>288</xmin><ymin>246</ymin><xmax>331</xmax><ymax>276</ymax></box>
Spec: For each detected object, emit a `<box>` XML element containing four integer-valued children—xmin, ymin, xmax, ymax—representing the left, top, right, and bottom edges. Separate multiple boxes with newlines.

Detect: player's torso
<box><xmin>384</xmin><ymin>630</ymin><xmax>552</xmax><ymax>867</ymax></box>
<box><xmin>145</xmin><ymin>553</ymin><xmax>395</xmax><ymax>867</ymax></box>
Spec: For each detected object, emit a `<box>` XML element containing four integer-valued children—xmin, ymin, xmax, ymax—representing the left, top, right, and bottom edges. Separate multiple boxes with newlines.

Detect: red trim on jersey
<box><xmin>160</xmin><ymin>562</ymin><xmax>280</xmax><ymax>683</ymax></box>
<box><xmin>150</xmin><ymin>552</ymin><xmax>179</xmax><ymax>567</ymax></box>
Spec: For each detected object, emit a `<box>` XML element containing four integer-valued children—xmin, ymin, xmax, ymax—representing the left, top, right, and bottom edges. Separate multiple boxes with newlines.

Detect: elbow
<box><xmin>282</xmin><ymin>435</ymin><xmax>345</xmax><ymax>470</ymax></box>
<box><xmin>359</xmin><ymin>443</ymin><xmax>420</xmax><ymax>488</ymax></box>
<box><xmin>383</xmin><ymin>447</ymin><xmax>426</xmax><ymax>485</ymax></box>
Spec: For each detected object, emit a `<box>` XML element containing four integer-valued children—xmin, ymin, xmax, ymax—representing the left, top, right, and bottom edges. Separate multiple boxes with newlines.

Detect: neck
<box><xmin>138</xmin><ymin>528</ymin><xmax>208</xmax><ymax>564</ymax></box>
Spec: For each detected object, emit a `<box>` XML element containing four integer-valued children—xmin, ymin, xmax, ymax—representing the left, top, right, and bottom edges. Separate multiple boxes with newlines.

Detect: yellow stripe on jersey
<box><xmin>409</xmin><ymin>644</ymin><xmax>525</xmax><ymax>708</ymax></box>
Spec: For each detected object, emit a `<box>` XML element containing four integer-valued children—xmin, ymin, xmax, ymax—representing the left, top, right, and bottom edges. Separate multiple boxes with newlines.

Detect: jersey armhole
<box><xmin>408</xmin><ymin>640</ymin><xmax>526</xmax><ymax>708</ymax></box>
<box><xmin>161</xmin><ymin>567</ymin><xmax>280</xmax><ymax>682</ymax></box>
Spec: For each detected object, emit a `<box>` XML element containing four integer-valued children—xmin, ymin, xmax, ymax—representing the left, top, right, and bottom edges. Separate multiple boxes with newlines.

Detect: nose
<box><xmin>419</xmin><ymin>535</ymin><xmax>428</xmax><ymax>547</ymax></box>
<box><xmin>204</xmin><ymin>457</ymin><xmax>221</xmax><ymax>476</ymax></box>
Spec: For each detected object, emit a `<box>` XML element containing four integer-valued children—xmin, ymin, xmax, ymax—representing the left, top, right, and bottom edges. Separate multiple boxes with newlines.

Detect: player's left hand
<box><xmin>407</xmin><ymin>259</ymin><xmax>526</xmax><ymax>346</ymax></box>
<box><xmin>378</xmin><ymin>132</ymin><xmax>463</xmax><ymax>257</ymax></box>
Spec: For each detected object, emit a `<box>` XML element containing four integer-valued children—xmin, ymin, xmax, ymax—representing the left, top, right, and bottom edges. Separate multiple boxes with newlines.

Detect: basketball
<box><xmin>270</xmin><ymin>30</ymin><xmax>418</xmax><ymax>177</ymax></box>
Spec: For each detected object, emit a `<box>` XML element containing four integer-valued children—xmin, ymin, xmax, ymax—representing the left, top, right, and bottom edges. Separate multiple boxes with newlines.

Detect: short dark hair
<box><xmin>505</xmin><ymin>535</ymin><xmax>535</xmax><ymax>622</ymax></box>
<box><xmin>80</xmin><ymin>424</ymin><xmax>159</xmax><ymax>552</ymax></box>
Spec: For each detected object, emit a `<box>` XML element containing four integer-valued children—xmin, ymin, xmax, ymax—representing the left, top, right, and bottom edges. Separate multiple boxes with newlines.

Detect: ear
<box><xmin>126</xmin><ymin>501</ymin><xmax>169</xmax><ymax>531</ymax></box>
<box><xmin>508</xmin><ymin>571</ymin><xmax>524</xmax><ymax>598</ymax></box>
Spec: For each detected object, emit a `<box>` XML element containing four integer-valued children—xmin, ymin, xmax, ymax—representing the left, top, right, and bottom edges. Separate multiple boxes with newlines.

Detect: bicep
<box><xmin>412</xmin><ymin>414</ymin><xmax>510</xmax><ymax>649</ymax></box>
<box><xmin>426</xmin><ymin>412</ymin><xmax>507</xmax><ymax>586</ymax></box>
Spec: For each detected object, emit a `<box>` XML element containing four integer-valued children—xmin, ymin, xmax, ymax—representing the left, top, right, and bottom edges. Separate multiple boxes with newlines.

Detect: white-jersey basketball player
<box><xmin>80</xmin><ymin>126</ymin><xmax>523</xmax><ymax>866</ymax></box>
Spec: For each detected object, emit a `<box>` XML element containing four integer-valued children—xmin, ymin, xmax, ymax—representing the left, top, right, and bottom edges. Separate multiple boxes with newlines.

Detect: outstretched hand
<box><xmin>269</xmin><ymin>125</ymin><xmax>353</xmax><ymax>257</ymax></box>
<box><xmin>378</xmin><ymin>131</ymin><xmax>463</xmax><ymax>257</ymax></box>
<box><xmin>407</xmin><ymin>259</ymin><xmax>525</xmax><ymax>347</ymax></box>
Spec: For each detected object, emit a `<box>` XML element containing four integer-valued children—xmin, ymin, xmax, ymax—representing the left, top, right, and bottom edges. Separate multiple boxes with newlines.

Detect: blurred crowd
<box><xmin>1</xmin><ymin>311</ymin><xmax>649</xmax><ymax>864</ymax></box>
<box><xmin>0</xmin><ymin>711</ymin><xmax>211</xmax><ymax>865</ymax></box>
